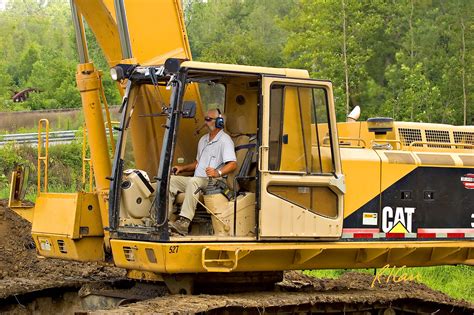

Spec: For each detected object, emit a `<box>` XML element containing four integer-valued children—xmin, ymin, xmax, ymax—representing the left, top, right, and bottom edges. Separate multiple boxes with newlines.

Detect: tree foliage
<box><xmin>186</xmin><ymin>0</ymin><xmax>294</xmax><ymax>67</ymax></box>
<box><xmin>282</xmin><ymin>0</ymin><xmax>473</xmax><ymax>123</ymax></box>
<box><xmin>0</xmin><ymin>0</ymin><xmax>472</xmax><ymax>125</ymax></box>
<box><xmin>0</xmin><ymin>0</ymin><xmax>119</xmax><ymax>111</ymax></box>
<box><xmin>187</xmin><ymin>0</ymin><xmax>473</xmax><ymax>125</ymax></box>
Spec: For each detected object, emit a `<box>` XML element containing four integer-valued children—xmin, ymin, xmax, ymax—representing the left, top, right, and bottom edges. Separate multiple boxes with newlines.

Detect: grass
<box><xmin>0</xmin><ymin>184</ymin><xmax>76</xmax><ymax>201</ymax></box>
<box><xmin>0</xmin><ymin>110</ymin><xmax>85</xmax><ymax>134</ymax></box>
<box><xmin>305</xmin><ymin>265</ymin><xmax>474</xmax><ymax>303</ymax></box>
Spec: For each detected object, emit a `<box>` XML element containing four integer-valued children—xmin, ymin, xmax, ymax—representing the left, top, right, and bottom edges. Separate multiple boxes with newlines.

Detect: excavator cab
<box><xmin>108</xmin><ymin>59</ymin><xmax>344</xmax><ymax>242</ymax></box>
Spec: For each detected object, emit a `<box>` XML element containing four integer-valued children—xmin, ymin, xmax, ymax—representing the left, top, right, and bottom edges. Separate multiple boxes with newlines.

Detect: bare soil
<box><xmin>0</xmin><ymin>200</ymin><xmax>125</xmax><ymax>299</ymax></box>
<box><xmin>92</xmin><ymin>271</ymin><xmax>474</xmax><ymax>314</ymax></box>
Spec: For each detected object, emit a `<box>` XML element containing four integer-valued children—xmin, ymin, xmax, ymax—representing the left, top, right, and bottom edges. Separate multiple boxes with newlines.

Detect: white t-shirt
<box><xmin>194</xmin><ymin>130</ymin><xmax>236</xmax><ymax>178</ymax></box>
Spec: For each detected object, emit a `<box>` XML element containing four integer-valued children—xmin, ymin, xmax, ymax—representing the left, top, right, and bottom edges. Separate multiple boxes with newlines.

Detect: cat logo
<box><xmin>382</xmin><ymin>206</ymin><xmax>415</xmax><ymax>233</ymax></box>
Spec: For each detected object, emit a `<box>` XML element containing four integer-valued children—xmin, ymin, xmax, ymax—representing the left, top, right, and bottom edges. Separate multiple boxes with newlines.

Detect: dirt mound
<box><xmin>94</xmin><ymin>273</ymin><xmax>474</xmax><ymax>314</ymax></box>
<box><xmin>281</xmin><ymin>271</ymin><xmax>473</xmax><ymax>307</ymax></box>
<box><xmin>0</xmin><ymin>200</ymin><xmax>125</xmax><ymax>298</ymax></box>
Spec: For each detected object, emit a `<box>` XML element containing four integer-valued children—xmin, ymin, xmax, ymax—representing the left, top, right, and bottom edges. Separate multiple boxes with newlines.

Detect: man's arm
<box><xmin>205</xmin><ymin>161</ymin><xmax>237</xmax><ymax>178</ymax></box>
<box><xmin>173</xmin><ymin>160</ymin><xmax>198</xmax><ymax>175</ymax></box>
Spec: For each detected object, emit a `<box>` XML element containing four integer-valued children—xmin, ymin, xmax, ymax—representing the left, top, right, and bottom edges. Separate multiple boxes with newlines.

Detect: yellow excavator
<box><xmin>8</xmin><ymin>0</ymin><xmax>473</xmax><ymax>293</ymax></box>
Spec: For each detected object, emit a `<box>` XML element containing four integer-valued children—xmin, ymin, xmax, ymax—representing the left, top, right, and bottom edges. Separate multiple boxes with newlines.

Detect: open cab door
<box><xmin>259</xmin><ymin>77</ymin><xmax>345</xmax><ymax>239</ymax></box>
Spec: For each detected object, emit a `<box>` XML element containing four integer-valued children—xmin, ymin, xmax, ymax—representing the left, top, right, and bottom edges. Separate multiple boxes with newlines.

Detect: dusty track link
<box><xmin>87</xmin><ymin>271</ymin><xmax>474</xmax><ymax>314</ymax></box>
<box><xmin>89</xmin><ymin>291</ymin><xmax>473</xmax><ymax>314</ymax></box>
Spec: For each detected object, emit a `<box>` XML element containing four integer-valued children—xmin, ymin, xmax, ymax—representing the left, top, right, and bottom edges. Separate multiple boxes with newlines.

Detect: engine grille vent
<box><xmin>453</xmin><ymin>131</ymin><xmax>474</xmax><ymax>145</ymax></box>
<box><xmin>57</xmin><ymin>240</ymin><xmax>67</xmax><ymax>254</ymax></box>
<box><xmin>398</xmin><ymin>128</ymin><xmax>423</xmax><ymax>147</ymax></box>
<box><xmin>123</xmin><ymin>246</ymin><xmax>135</xmax><ymax>261</ymax></box>
<box><xmin>397</xmin><ymin>126</ymin><xmax>474</xmax><ymax>150</ymax></box>
<box><xmin>425</xmin><ymin>129</ymin><xmax>450</xmax><ymax>148</ymax></box>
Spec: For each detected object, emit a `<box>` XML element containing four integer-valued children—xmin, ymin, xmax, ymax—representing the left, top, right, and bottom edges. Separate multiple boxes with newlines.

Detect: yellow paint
<box><xmin>34</xmin><ymin>234</ymin><xmax>104</xmax><ymax>261</ymax></box>
<box><xmin>31</xmin><ymin>192</ymin><xmax>104</xmax><ymax>261</ymax></box>
<box><xmin>111</xmin><ymin>240</ymin><xmax>474</xmax><ymax>276</ymax></box>
<box><xmin>32</xmin><ymin>192</ymin><xmax>103</xmax><ymax>239</ymax></box>
<box><xmin>340</xmin><ymin>147</ymin><xmax>381</xmax><ymax>218</ymax></box>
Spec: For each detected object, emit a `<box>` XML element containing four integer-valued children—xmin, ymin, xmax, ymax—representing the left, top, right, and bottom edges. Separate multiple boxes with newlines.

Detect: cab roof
<box><xmin>180</xmin><ymin>61</ymin><xmax>310</xmax><ymax>79</ymax></box>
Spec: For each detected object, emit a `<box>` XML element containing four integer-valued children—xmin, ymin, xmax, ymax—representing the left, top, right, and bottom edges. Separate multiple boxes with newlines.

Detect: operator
<box><xmin>168</xmin><ymin>108</ymin><xmax>237</xmax><ymax>235</ymax></box>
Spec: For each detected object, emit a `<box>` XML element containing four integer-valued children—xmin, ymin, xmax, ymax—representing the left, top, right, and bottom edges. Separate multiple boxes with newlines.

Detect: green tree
<box><xmin>0</xmin><ymin>62</ymin><xmax>13</xmax><ymax>98</ymax></box>
<box><xmin>187</xmin><ymin>0</ymin><xmax>294</xmax><ymax>67</ymax></box>
<box><xmin>284</xmin><ymin>0</ymin><xmax>473</xmax><ymax>124</ymax></box>
<box><xmin>284</xmin><ymin>0</ymin><xmax>387</xmax><ymax>119</ymax></box>
<box><xmin>0</xmin><ymin>0</ymin><xmax>119</xmax><ymax>111</ymax></box>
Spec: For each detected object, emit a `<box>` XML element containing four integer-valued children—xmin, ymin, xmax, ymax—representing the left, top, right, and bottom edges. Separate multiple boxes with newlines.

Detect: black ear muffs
<box><xmin>215</xmin><ymin>108</ymin><xmax>225</xmax><ymax>129</ymax></box>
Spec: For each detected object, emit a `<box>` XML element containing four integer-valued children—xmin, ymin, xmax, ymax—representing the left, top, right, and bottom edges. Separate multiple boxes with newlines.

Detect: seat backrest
<box><xmin>225</xmin><ymin>112</ymin><xmax>257</xmax><ymax>191</ymax></box>
<box><xmin>227</xmin><ymin>135</ymin><xmax>250</xmax><ymax>191</ymax></box>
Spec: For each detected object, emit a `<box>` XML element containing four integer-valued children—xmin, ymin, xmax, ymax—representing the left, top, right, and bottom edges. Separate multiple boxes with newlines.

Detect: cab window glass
<box><xmin>198</xmin><ymin>83</ymin><xmax>225</xmax><ymax>113</ymax></box>
<box><xmin>268</xmin><ymin>84</ymin><xmax>334</xmax><ymax>174</ymax></box>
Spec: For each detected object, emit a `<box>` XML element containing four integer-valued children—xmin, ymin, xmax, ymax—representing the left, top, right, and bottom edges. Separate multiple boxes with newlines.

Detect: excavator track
<box><xmin>1</xmin><ymin>202</ymin><xmax>473</xmax><ymax>314</ymax></box>
<box><xmin>1</xmin><ymin>271</ymin><xmax>473</xmax><ymax>314</ymax></box>
<box><xmin>84</xmin><ymin>271</ymin><xmax>472</xmax><ymax>314</ymax></box>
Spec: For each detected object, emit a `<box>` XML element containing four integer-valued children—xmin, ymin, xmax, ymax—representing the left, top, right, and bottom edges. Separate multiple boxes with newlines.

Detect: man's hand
<box><xmin>172</xmin><ymin>165</ymin><xmax>185</xmax><ymax>175</ymax></box>
<box><xmin>172</xmin><ymin>161</ymin><xmax>198</xmax><ymax>175</ymax></box>
<box><xmin>205</xmin><ymin>167</ymin><xmax>220</xmax><ymax>178</ymax></box>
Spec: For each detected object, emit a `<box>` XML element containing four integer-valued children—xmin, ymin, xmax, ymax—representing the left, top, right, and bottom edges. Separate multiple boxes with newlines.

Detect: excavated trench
<box><xmin>0</xmin><ymin>281</ymin><xmax>168</xmax><ymax>314</ymax></box>
<box><xmin>1</xmin><ymin>201</ymin><xmax>473</xmax><ymax>314</ymax></box>
<box><xmin>1</xmin><ymin>277</ymin><xmax>473</xmax><ymax>314</ymax></box>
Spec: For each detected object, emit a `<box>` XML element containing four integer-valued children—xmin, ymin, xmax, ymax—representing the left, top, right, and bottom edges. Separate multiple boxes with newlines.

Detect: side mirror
<box><xmin>182</xmin><ymin>101</ymin><xmax>196</xmax><ymax>118</ymax></box>
<box><xmin>9</xmin><ymin>164</ymin><xmax>30</xmax><ymax>208</ymax></box>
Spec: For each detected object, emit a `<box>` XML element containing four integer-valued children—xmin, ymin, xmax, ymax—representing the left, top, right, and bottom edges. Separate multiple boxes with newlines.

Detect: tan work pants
<box><xmin>169</xmin><ymin>176</ymin><xmax>208</xmax><ymax>221</ymax></box>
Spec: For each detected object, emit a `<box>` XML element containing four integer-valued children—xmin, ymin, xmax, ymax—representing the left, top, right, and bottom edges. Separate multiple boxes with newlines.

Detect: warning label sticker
<box><xmin>362</xmin><ymin>212</ymin><xmax>378</xmax><ymax>226</ymax></box>
<box><xmin>39</xmin><ymin>239</ymin><xmax>52</xmax><ymax>251</ymax></box>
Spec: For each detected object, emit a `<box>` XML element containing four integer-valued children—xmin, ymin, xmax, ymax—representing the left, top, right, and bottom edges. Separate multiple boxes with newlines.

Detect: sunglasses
<box><xmin>204</xmin><ymin>116</ymin><xmax>216</xmax><ymax>122</ymax></box>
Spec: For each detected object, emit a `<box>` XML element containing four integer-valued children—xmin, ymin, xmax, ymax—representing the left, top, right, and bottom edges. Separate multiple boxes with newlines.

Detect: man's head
<box><xmin>204</xmin><ymin>108</ymin><xmax>223</xmax><ymax>131</ymax></box>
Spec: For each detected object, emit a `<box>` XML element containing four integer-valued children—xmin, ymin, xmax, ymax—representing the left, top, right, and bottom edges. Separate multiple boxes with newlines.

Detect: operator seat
<box><xmin>173</xmin><ymin>113</ymin><xmax>256</xmax><ymax>205</ymax></box>
<box><xmin>226</xmin><ymin>113</ymin><xmax>256</xmax><ymax>192</ymax></box>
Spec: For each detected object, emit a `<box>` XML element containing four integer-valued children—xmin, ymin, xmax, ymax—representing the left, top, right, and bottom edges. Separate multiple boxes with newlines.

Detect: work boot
<box><xmin>169</xmin><ymin>216</ymin><xmax>191</xmax><ymax>236</ymax></box>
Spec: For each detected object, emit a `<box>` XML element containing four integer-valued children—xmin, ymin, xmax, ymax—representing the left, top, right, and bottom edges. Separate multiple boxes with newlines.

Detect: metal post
<box><xmin>69</xmin><ymin>0</ymin><xmax>89</xmax><ymax>64</ymax></box>
<box><xmin>114</xmin><ymin>0</ymin><xmax>133</xmax><ymax>59</ymax></box>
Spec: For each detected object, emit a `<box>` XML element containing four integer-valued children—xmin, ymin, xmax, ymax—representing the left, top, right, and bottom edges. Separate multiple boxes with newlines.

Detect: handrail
<box><xmin>37</xmin><ymin>119</ymin><xmax>49</xmax><ymax>193</ymax></box>
<box><xmin>337</xmin><ymin>137</ymin><xmax>367</xmax><ymax>147</ymax></box>
<box><xmin>201</xmin><ymin>247</ymin><xmax>243</xmax><ymax>272</ymax></box>
<box><xmin>82</xmin><ymin>125</ymin><xmax>94</xmax><ymax>192</ymax></box>
<box><xmin>258</xmin><ymin>145</ymin><xmax>268</xmax><ymax>172</ymax></box>
<box><xmin>322</xmin><ymin>136</ymin><xmax>366</xmax><ymax>148</ymax></box>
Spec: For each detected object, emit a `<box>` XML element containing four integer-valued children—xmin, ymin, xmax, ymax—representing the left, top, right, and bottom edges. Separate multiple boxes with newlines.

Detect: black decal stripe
<box><xmin>344</xmin><ymin>167</ymin><xmax>474</xmax><ymax>230</ymax></box>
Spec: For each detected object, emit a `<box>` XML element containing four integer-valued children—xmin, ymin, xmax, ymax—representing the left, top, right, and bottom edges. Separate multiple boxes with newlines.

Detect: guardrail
<box><xmin>0</xmin><ymin>129</ymin><xmax>115</xmax><ymax>147</ymax></box>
